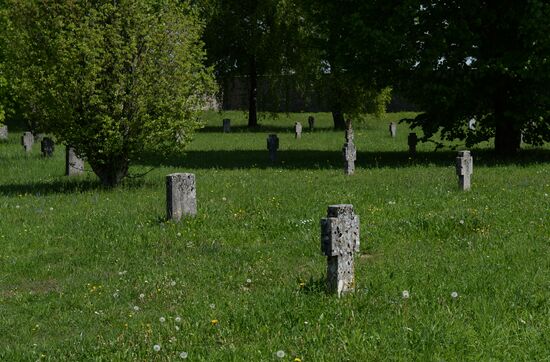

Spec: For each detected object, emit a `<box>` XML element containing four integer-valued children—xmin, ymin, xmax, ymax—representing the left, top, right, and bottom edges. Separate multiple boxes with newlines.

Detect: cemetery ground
<box><xmin>1</xmin><ymin>111</ymin><xmax>549</xmax><ymax>361</ymax></box>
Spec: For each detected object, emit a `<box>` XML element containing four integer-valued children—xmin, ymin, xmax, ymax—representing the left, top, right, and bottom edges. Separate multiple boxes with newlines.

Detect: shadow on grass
<box><xmin>138</xmin><ymin>148</ymin><xmax>550</xmax><ymax>170</ymax></box>
<box><xmin>0</xmin><ymin>177</ymin><xmax>151</xmax><ymax>196</ymax></box>
<box><xmin>198</xmin><ymin>125</ymin><xmax>332</xmax><ymax>134</ymax></box>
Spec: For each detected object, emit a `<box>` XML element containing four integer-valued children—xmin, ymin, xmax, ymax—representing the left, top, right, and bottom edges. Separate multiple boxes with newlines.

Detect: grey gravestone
<box><xmin>223</xmin><ymin>119</ymin><xmax>231</xmax><ymax>133</ymax></box>
<box><xmin>408</xmin><ymin>132</ymin><xmax>418</xmax><ymax>155</ymax></box>
<box><xmin>166</xmin><ymin>173</ymin><xmax>196</xmax><ymax>221</ymax></box>
<box><xmin>267</xmin><ymin>134</ymin><xmax>279</xmax><ymax>162</ymax></box>
<box><xmin>65</xmin><ymin>147</ymin><xmax>84</xmax><ymax>176</ymax></box>
<box><xmin>35</xmin><ymin>133</ymin><xmax>45</xmax><ymax>142</ymax></box>
<box><xmin>468</xmin><ymin>118</ymin><xmax>476</xmax><ymax>130</ymax></box>
<box><xmin>308</xmin><ymin>116</ymin><xmax>315</xmax><ymax>131</ymax></box>
<box><xmin>455</xmin><ymin>150</ymin><xmax>473</xmax><ymax>191</ymax></box>
<box><xmin>21</xmin><ymin>132</ymin><xmax>34</xmax><ymax>152</ymax></box>
<box><xmin>0</xmin><ymin>125</ymin><xmax>7</xmax><ymax>140</ymax></box>
<box><xmin>295</xmin><ymin>122</ymin><xmax>302</xmax><ymax>139</ymax></box>
<box><xmin>389</xmin><ymin>122</ymin><xmax>397</xmax><ymax>138</ymax></box>
<box><xmin>41</xmin><ymin>137</ymin><xmax>55</xmax><ymax>157</ymax></box>
<box><xmin>342</xmin><ymin>123</ymin><xmax>356</xmax><ymax>175</ymax></box>
<box><xmin>321</xmin><ymin>204</ymin><xmax>360</xmax><ymax>297</ymax></box>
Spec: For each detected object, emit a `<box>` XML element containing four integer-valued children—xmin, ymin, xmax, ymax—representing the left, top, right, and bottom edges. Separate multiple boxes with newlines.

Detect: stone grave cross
<box><xmin>456</xmin><ymin>150</ymin><xmax>473</xmax><ymax>191</ymax></box>
<box><xmin>223</xmin><ymin>118</ymin><xmax>231</xmax><ymax>133</ymax></box>
<box><xmin>308</xmin><ymin>116</ymin><xmax>315</xmax><ymax>131</ymax></box>
<box><xmin>342</xmin><ymin>122</ymin><xmax>356</xmax><ymax>175</ymax></box>
<box><xmin>295</xmin><ymin>122</ymin><xmax>302</xmax><ymax>139</ymax></box>
<box><xmin>267</xmin><ymin>134</ymin><xmax>279</xmax><ymax>162</ymax></box>
<box><xmin>21</xmin><ymin>132</ymin><xmax>34</xmax><ymax>153</ymax></box>
<box><xmin>408</xmin><ymin>132</ymin><xmax>418</xmax><ymax>155</ymax></box>
<box><xmin>389</xmin><ymin>122</ymin><xmax>397</xmax><ymax>138</ymax></box>
<box><xmin>321</xmin><ymin>204</ymin><xmax>360</xmax><ymax>297</ymax></box>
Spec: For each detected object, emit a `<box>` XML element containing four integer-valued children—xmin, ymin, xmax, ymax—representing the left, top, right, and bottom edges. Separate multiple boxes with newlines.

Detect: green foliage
<box><xmin>397</xmin><ymin>0</ymin><xmax>550</xmax><ymax>153</ymax></box>
<box><xmin>3</xmin><ymin>0</ymin><xmax>215</xmax><ymax>185</ymax></box>
<box><xmin>296</xmin><ymin>0</ymin><xmax>401</xmax><ymax>126</ymax></box>
<box><xmin>0</xmin><ymin>112</ymin><xmax>549</xmax><ymax>360</ymax></box>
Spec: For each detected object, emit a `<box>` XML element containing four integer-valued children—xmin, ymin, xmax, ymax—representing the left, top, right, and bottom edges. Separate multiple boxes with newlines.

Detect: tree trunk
<box><xmin>248</xmin><ymin>56</ymin><xmax>258</xmax><ymax>128</ymax></box>
<box><xmin>495</xmin><ymin>115</ymin><xmax>521</xmax><ymax>155</ymax></box>
<box><xmin>89</xmin><ymin>155</ymin><xmax>129</xmax><ymax>187</ymax></box>
<box><xmin>332</xmin><ymin>109</ymin><xmax>346</xmax><ymax>130</ymax></box>
<box><xmin>494</xmin><ymin>90</ymin><xmax>521</xmax><ymax>155</ymax></box>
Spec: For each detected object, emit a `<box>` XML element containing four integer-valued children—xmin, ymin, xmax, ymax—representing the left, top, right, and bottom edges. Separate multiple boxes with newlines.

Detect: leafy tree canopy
<box><xmin>397</xmin><ymin>0</ymin><xmax>550</xmax><ymax>154</ymax></box>
<box><xmin>3</xmin><ymin>0</ymin><xmax>215</xmax><ymax>185</ymax></box>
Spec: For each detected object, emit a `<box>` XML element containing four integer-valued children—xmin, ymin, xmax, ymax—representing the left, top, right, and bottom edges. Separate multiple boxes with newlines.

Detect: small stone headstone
<box><xmin>468</xmin><ymin>118</ymin><xmax>476</xmax><ymax>130</ymax></box>
<box><xmin>408</xmin><ymin>132</ymin><xmax>418</xmax><ymax>155</ymax></box>
<box><xmin>65</xmin><ymin>147</ymin><xmax>84</xmax><ymax>176</ymax></box>
<box><xmin>455</xmin><ymin>150</ymin><xmax>473</xmax><ymax>191</ymax></box>
<box><xmin>295</xmin><ymin>122</ymin><xmax>302</xmax><ymax>139</ymax></box>
<box><xmin>223</xmin><ymin>119</ymin><xmax>231</xmax><ymax>133</ymax></box>
<box><xmin>389</xmin><ymin>122</ymin><xmax>397</xmax><ymax>138</ymax></box>
<box><xmin>41</xmin><ymin>137</ymin><xmax>55</xmax><ymax>157</ymax></box>
<box><xmin>0</xmin><ymin>125</ymin><xmax>7</xmax><ymax>140</ymax></box>
<box><xmin>321</xmin><ymin>204</ymin><xmax>360</xmax><ymax>297</ymax></box>
<box><xmin>35</xmin><ymin>133</ymin><xmax>45</xmax><ymax>142</ymax></box>
<box><xmin>267</xmin><ymin>134</ymin><xmax>279</xmax><ymax>162</ymax></box>
<box><xmin>308</xmin><ymin>116</ymin><xmax>315</xmax><ymax>131</ymax></box>
<box><xmin>342</xmin><ymin>122</ymin><xmax>356</xmax><ymax>175</ymax></box>
<box><xmin>166</xmin><ymin>173</ymin><xmax>196</xmax><ymax>221</ymax></box>
<box><xmin>21</xmin><ymin>132</ymin><xmax>34</xmax><ymax>152</ymax></box>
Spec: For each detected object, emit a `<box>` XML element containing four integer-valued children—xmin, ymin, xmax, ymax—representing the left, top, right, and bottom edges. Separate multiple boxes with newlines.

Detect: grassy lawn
<box><xmin>1</xmin><ymin>111</ymin><xmax>549</xmax><ymax>360</ymax></box>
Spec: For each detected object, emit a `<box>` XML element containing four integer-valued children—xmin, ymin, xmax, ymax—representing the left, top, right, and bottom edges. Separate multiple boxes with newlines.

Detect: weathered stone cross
<box><xmin>456</xmin><ymin>150</ymin><xmax>473</xmax><ymax>191</ymax></box>
<box><xmin>321</xmin><ymin>204</ymin><xmax>360</xmax><ymax>297</ymax></box>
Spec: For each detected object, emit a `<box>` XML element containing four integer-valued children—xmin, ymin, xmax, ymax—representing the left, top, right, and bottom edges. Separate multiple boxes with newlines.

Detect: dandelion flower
<box><xmin>139</xmin><ymin>293</ymin><xmax>145</xmax><ymax>299</ymax></box>
<box><xmin>294</xmin><ymin>358</ymin><xmax>302</xmax><ymax>362</ymax></box>
<box><xmin>211</xmin><ymin>319</ymin><xmax>219</xmax><ymax>326</ymax></box>
<box><xmin>459</xmin><ymin>219</ymin><xmax>465</xmax><ymax>224</ymax></box>
<box><xmin>402</xmin><ymin>290</ymin><xmax>410</xmax><ymax>299</ymax></box>
<box><xmin>159</xmin><ymin>317</ymin><xmax>166</xmax><ymax>323</ymax></box>
<box><xmin>170</xmin><ymin>280</ymin><xmax>176</xmax><ymax>287</ymax></box>
<box><xmin>180</xmin><ymin>351</ymin><xmax>188</xmax><ymax>359</ymax></box>
<box><xmin>133</xmin><ymin>306</ymin><xmax>140</xmax><ymax>311</ymax></box>
<box><xmin>276</xmin><ymin>350</ymin><xmax>285</xmax><ymax>358</ymax></box>
<box><xmin>175</xmin><ymin>316</ymin><xmax>181</xmax><ymax>323</ymax></box>
<box><xmin>451</xmin><ymin>291</ymin><xmax>459</xmax><ymax>299</ymax></box>
<box><xmin>246</xmin><ymin>278</ymin><xmax>252</xmax><ymax>284</ymax></box>
<box><xmin>153</xmin><ymin>344</ymin><xmax>161</xmax><ymax>352</ymax></box>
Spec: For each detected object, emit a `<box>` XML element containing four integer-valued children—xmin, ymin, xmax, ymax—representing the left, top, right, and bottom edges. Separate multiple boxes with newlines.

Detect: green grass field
<box><xmin>1</xmin><ymin>112</ymin><xmax>549</xmax><ymax>361</ymax></box>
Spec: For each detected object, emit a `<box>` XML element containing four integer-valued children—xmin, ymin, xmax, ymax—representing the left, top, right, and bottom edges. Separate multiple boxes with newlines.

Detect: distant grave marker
<box><xmin>408</xmin><ymin>132</ymin><xmax>418</xmax><ymax>155</ymax></box>
<box><xmin>468</xmin><ymin>118</ymin><xmax>476</xmax><ymax>130</ymax></box>
<box><xmin>321</xmin><ymin>204</ymin><xmax>360</xmax><ymax>297</ymax></box>
<box><xmin>166</xmin><ymin>173</ymin><xmax>196</xmax><ymax>221</ymax></box>
<box><xmin>389</xmin><ymin>122</ymin><xmax>397</xmax><ymax>138</ymax></box>
<box><xmin>41</xmin><ymin>137</ymin><xmax>55</xmax><ymax>157</ymax></box>
<box><xmin>21</xmin><ymin>132</ymin><xmax>34</xmax><ymax>153</ymax></box>
<box><xmin>223</xmin><ymin>118</ymin><xmax>231</xmax><ymax>133</ymax></box>
<box><xmin>267</xmin><ymin>134</ymin><xmax>279</xmax><ymax>163</ymax></box>
<box><xmin>0</xmin><ymin>125</ymin><xmax>7</xmax><ymax>140</ymax></box>
<box><xmin>308</xmin><ymin>116</ymin><xmax>315</xmax><ymax>131</ymax></box>
<box><xmin>65</xmin><ymin>147</ymin><xmax>84</xmax><ymax>176</ymax></box>
<box><xmin>456</xmin><ymin>150</ymin><xmax>473</xmax><ymax>191</ymax></box>
<box><xmin>295</xmin><ymin>122</ymin><xmax>302</xmax><ymax>139</ymax></box>
<box><xmin>342</xmin><ymin>122</ymin><xmax>356</xmax><ymax>175</ymax></box>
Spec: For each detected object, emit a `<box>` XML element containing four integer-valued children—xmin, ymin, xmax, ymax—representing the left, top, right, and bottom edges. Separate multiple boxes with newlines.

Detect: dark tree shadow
<box><xmin>137</xmin><ymin>149</ymin><xmax>550</xmax><ymax>170</ymax></box>
<box><xmin>0</xmin><ymin>177</ymin><xmax>152</xmax><ymax>196</ymax></box>
<box><xmin>198</xmin><ymin>125</ymin><xmax>331</xmax><ymax>133</ymax></box>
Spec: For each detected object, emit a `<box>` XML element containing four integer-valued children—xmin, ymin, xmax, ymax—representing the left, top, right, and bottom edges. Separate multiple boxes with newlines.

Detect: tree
<box><xmin>296</xmin><ymin>0</ymin><xmax>399</xmax><ymax>129</ymax></box>
<box><xmin>4</xmin><ymin>0</ymin><xmax>215</xmax><ymax>185</ymax></box>
<box><xmin>198</xmin><ymin>0</ymin><xmax>299</xmax><ymax>128</ymax></box>
<box><xmin>397</xmin><ymin>0</ymin><xmax>550</xmax><ymax>154</ymax></box>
